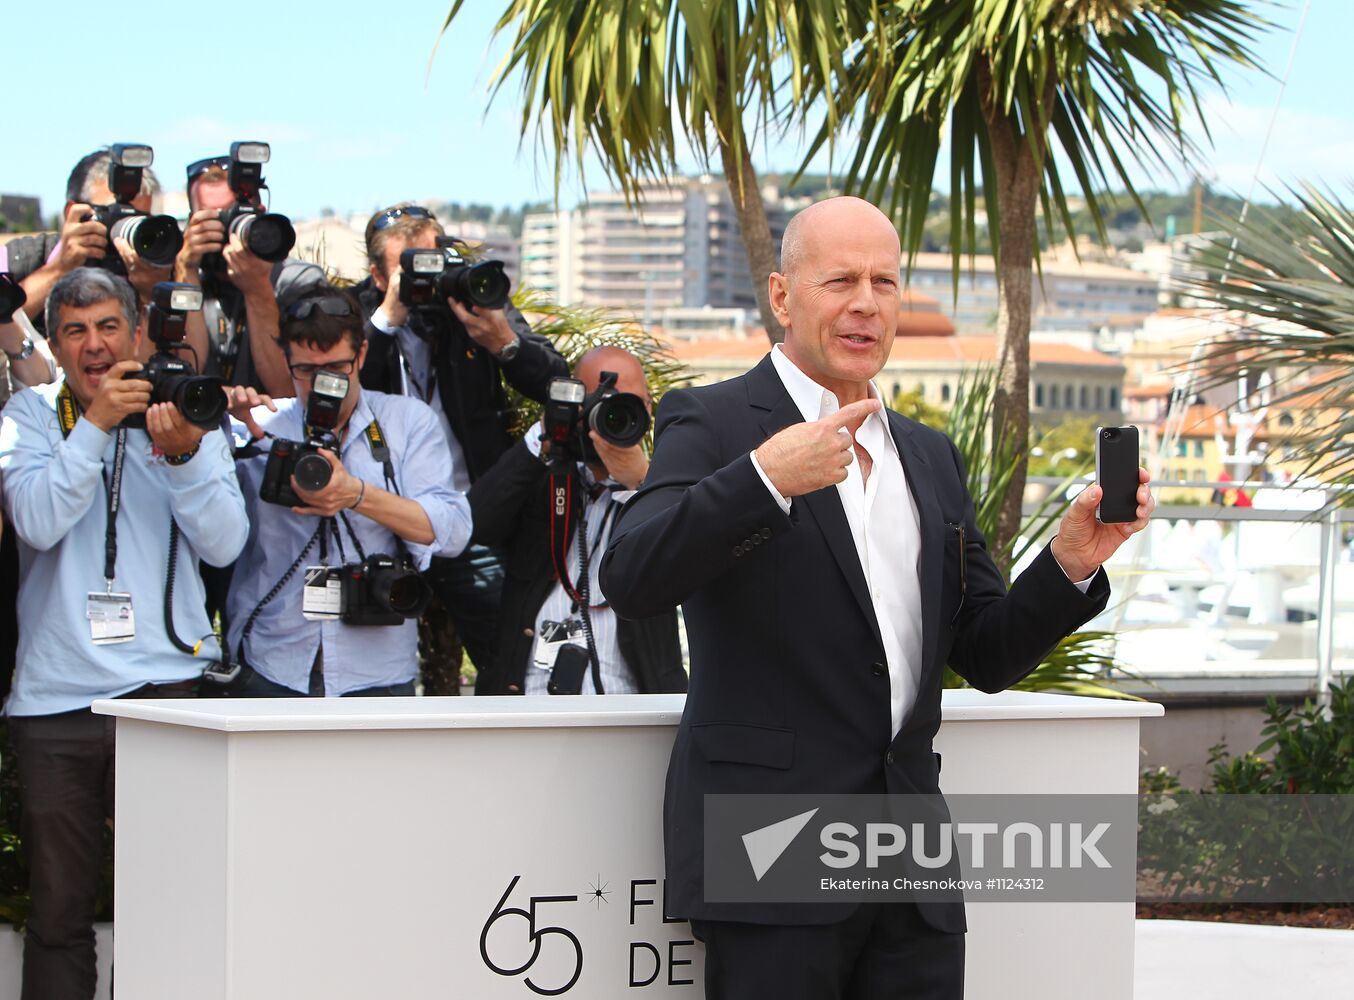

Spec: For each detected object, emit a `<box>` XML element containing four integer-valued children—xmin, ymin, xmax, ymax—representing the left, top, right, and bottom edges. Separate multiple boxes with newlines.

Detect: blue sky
<box><xmin>4</xmin><ymin>1</ymin><xmax>1349</xmax><ymax>221</ymax></box>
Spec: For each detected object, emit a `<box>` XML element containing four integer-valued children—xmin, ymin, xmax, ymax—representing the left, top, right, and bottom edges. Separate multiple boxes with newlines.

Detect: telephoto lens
<box><xmin>292</xmin><ymin>450</ymin><xmax>334</xmax><ymax>493</ymax></box>
<box><xmin>230</xmin><ymin>211</ymin><xmax>296</xmax><ymax>263</ymax></box>
<box><xmin>168</xmin><ymin>373</ymin><xmax>228</xmax><ymax>428</ymax></box>
<box><xmin>588</xmin><ymin>390</ymin><xmax>650</xmax><ymax>448</ymax></box>
<box><xmin>441</xmin><ymin>260</ymin><xmax>511</xmax><ymax>311</ymax></box>
<box><xmin>108</xmin><ymin>213</ymin><xmax>184</xmax><ymax>266</ymax></box>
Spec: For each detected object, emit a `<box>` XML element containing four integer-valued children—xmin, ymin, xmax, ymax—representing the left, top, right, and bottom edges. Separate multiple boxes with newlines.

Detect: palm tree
<box><xmin>1182</xmin><ymin>184</ymin><xmax>1354</xmax><ymax>482</ymax></box>
<box><xmin>440</xmin><ymin>0</ymin><xmax>865</xmax><ymax>343</ymax></box>
<box><xmin>815</xmin><ymin>0</ymin><xmax>1266</xmax><ymax>554</ymax></box>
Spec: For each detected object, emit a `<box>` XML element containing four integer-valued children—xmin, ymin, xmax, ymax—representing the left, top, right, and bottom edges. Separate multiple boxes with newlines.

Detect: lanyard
<box><xmin>56</xmin><ymin>383</ymin><xmax>126</xmax><ymax>590</ymax></box>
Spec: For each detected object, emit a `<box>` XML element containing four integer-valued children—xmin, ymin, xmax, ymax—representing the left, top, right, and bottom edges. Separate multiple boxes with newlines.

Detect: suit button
<box><xmin>750</xmin><ymin>535</ymin><xmax>761</xmax><ymax>546</ymax></box>
<box><xmin>761</xmin><ymin>527</ymin><xmax>772</xmax><ymax>540</ymax></box>
<box><xmin>885</xmin><ymin>751</ymin><xmax>896</xmax><ymax>766</ymax></box>
<box><xmin>523</xmin><ymin>628</ymin><xmax>534</xmax><ymax>637</ymax></box>
<box><xmin>732</xmin><ymin>545</ymin><xmax>744</xmax><ymax>557</ymax></box>
<box><xmin>871</xmin><ymin>662</ymin><xmax>886</xmax><ymax>677</ymax></box>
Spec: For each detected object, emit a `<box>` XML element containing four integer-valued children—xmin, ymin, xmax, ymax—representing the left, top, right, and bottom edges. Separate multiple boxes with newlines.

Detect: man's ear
<box><xmin>369</xmin><ymin>261</ymin><xmax>387</xmax><ymax>292</ymax></box>
<box><xmin>768</xmin><ymin>271</ymin><xmax>792</xmax><ymax>329</ymax></box>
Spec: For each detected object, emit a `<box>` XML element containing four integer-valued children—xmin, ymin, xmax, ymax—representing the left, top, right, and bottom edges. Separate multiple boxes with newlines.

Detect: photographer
<box><xmin>174</xmin><ymin>146</ymin><xmax>324</xmax><ymax>397</ymax></box>
<box><xmin>354</xmin><ymin>202</ymin><xmax>568</xmax><ymax>691</ymax></box>
<box><xmin>0</xmin><ymin>268</ymin><xmax>247</xmax><ymax>999</ymax></box>
<box><xmin>1</xmin><ymin>148</ymin><xmax>177</xmax><ymax>345</ymax></box>
<box><xmin>225</xmin><ymin>286</ymin><xmax>471</xmax><ymax>697</ymax></box>
<box><xmin>468</xmin><ymin>347</ymin><xmax>686</xmax><ymax>696</ymax></box>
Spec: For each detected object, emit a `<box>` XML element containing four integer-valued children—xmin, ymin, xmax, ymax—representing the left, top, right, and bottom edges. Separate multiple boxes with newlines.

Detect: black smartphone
<box><xmin>1095</xmin><ymin>426</ymin><xmax>1140</xmax><ymax>524</ymax></box>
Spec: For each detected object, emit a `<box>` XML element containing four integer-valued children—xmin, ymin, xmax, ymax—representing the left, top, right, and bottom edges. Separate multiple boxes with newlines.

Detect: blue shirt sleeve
<box><xmin>0</xmin><ymin>392</ymin><xmax>108</xmax><ymax>551</ymax></box>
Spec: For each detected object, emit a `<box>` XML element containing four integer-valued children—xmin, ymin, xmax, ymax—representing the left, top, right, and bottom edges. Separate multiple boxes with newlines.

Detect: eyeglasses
<box><xmin>287</xmin><ymin>357</ymin><xmax>359</xmax><ymax>380</ymax></box>
<box><xmin>372</xmin><ymin>206</ymin><xmax>434</xmax><ymax>232</ymax></box>
<box><xmin>284</xmin><ymin>297</ymin><xmax>355</xmax><ymax>322</ymax></box>
<box><xmin>186</xmin><ymin>156</ymin><xmax>231</xmax><ymax>185</ymax></box>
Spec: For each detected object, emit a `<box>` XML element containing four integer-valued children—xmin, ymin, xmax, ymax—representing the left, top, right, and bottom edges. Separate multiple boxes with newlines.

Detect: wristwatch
<box><xmin>494</xmin><ymin>333</ymin><xmax>521</xmax><ymax>363</ymax></box>
<box><xmin>4</xmin><ymin>336</ymin><xmax>35</xmax><ymax>362</ymax></box>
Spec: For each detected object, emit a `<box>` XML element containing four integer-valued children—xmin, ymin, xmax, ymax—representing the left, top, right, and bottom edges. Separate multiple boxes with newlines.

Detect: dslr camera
<box><xmin>339</xmin><ymin>553</ymin><xmax>432</xmax><ymax>627</ymax></box>
<box><xmin>0</xmin><ymin>272</ymin><xmax>25</xmax><ymax>324</ymax></box>
<box><xmin>210</xmin><ymin>141</ymin><xmax>297</xmax><ymax>264</ymax></box>
<box><xmin>121</xmin><ymin>282</ymin><xmax>227</xmax><ymax>430</ymax></box>
<box><xmin>259</xmin><ymin>370</ymin><xmax>347</xmax><ymax>506</ymax></box>
<box><xmin>399</xmin><ymin>237</ymin><xmax>511</xmax><ymax>312</ymax></box>
<box><xmin>543</xmin><ymin>371</ymin><xmax>650</xmax><ymax>466</ymax></box>
<box><xmin>83</xmin><ymin>144</ymin><xmax>184</xmax><ymax>274</ymax></box>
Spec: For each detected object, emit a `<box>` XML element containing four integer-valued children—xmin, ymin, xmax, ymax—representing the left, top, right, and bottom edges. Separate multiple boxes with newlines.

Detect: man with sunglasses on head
<box><xmin>172</xmin><ymin>155</ymin><xmax>325</xmax><ymax>397</ymax></box>
<box><xmin>223</xmin><ymin>285</ymin><xmax>471</xmax><ymax>697</ymax></box>
<box><xmin>351</xmin><ymin>202</ymin><xmax>568</xmax><ymax>692</ymax></box>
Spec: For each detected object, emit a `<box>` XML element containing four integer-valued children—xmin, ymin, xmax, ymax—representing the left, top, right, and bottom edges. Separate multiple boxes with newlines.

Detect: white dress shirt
<box><xmin>753</xmin><ymin>345</ymin><xmax>923</xmax><ymax>734</ymax></box>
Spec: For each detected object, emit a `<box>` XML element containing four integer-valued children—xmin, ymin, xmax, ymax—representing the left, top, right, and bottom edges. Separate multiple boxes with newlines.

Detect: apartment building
<box><xmin>520</xmin><ymin>178</ymin><xmax>798</xmax><ymax>316</ymax></box>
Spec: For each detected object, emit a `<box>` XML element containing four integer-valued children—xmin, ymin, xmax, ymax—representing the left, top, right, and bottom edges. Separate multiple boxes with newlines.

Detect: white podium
<box><xmin>95</xmin><ymin>691</ymin><xmax>1160</xmax><ymax>999</ymax></box>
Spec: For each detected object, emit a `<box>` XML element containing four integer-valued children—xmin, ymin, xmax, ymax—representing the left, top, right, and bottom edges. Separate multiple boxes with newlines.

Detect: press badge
<box><xmin>302</xmin><ymin>567</ymin><xmax>342</xmax><ymax>620</ymax></box>
<box><xmin>87</xmin><ymin>592</ymin><xmax>135</xmax><ymax>644</ymax></box>
<box><xmin>533</xmin><ymin>617</ymin><xmax>583</xmax><ymax>669</ymax></box>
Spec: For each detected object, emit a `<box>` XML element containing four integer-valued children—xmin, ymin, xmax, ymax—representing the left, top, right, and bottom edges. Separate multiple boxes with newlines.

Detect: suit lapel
<box><xmin>746</xmin><ymin>356</ymin><xmax>884</xmax><ymax>651</ymax></box>
<box><xmin>887</xmin><ymin>410</ymin><xmax>944</xmax><ymax>675</ymax></box>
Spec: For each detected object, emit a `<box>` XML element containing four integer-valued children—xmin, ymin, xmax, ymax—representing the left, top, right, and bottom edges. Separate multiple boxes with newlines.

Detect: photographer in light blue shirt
<box><xmin>0</xmin><ymin>267</ymin><xmax>248</xmax><ymax>999</ymax></box>
<box><xmin>225</xmin><ymin>286</ymin><xmax>471</xmax><ymax>697</ymax></box>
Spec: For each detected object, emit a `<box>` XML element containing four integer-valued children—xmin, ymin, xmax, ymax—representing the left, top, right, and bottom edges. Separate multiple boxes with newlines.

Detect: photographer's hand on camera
<box><xmin>175</xmin><ymin>211</ymin><xmax>227</xmax><ymax>278</ymax></box>
<box><xmin>82</xmin><ymin>359</ymin><xmax>151</xmax><ymax>432</ymax></box>
<box><xmin>290</xmin><ymin>448</ymin><xmax>438</xmax><ymax>546</ymax></box>
<box><xmin>446</xmin><ymin>297</ymin><xmax>516</xmax><ymax>357</ymax></box>
<box><xmin>145</xmin><ymin>401</ymin><xmax>208</xmax><ymax>459</ymax></box>
<box><xmin>590</xmin><ymin>432</ymin><xmax>648</xmax><ymax>491</ymax></box>
<box><xmin>56</xmin><ymin>204</ymin><xmax>110</xmax><ymax>275</ymax></box>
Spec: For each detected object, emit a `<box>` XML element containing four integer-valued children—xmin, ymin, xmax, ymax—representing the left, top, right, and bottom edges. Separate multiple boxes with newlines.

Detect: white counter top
<box><xmin>93</xmin><ymin>689</ymin><xmax>1161</xmax><ymax>733</ymax></box>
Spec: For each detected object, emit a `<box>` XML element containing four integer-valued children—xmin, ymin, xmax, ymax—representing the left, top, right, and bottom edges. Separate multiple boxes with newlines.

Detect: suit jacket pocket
<box><xmin>691</xmin><ymin>723</ymin><xmax>795</xmax><ymax>770</ymax></box>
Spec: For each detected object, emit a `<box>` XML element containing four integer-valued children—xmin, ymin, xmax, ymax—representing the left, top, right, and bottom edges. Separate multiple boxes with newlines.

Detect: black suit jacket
<box><xmin>468</xmin><ymin>438</ymin><xmax>688</xmax><ymax>696</ymax></box>
<box><xmin>600</xmin><ymin>354</ymin><xmax>1110</xmax><ymax>931</ymax></box>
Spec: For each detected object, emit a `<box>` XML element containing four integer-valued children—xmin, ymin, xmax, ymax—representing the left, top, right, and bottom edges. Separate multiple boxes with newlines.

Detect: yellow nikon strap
<box><xmin>56</xmin><ymin>382</ymin><xmax>81</xmax><ymax>439</ymax></box>
<box><xmin>364</xmin><ymin>418</ymin><xmax>398</xmax><ymax>496</ymax></box>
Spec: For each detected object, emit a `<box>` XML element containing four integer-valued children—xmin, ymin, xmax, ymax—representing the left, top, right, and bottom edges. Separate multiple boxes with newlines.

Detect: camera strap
<box><xmin>237</xmin><ymin>520</ymin><xmax>326</xmax><ymax>665</ymax></box>
<box><xmin>56</xmin><ymin>383</ymin><xmax>128</xmax><ymax>588</ymax></box>
<box><xmin>362</xmin><ymin>418</ymin><xmax>399</xmax><ymax>495</ymax></box>
<box><xmin>546</xmin><ymin>469</ymin><xmax>614</xmax><ymax>610</ymax></box>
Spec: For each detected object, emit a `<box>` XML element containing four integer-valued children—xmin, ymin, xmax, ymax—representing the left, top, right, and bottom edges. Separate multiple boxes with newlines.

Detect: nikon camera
<box><xmin>339</xmin><ymin>553</ymin><xmax>432</xmax><ymax>627</ymax></box>
<box><xmin>259</xmin><ymin>370</ymin><xmax>347</xmax><ymax>507</ymax></box>
<box><xmin>121</xmin><ymin>283</ymin><xmax>227</xmax><ymax>430</ymax></box>
<box><xmin>209</xmin><ymin>141</ymin><xmax>297</xmax><ymax>264</ymax></box>
<box><xmin>398</xmin><ymin>237</ymin><xmax>511</xmax><ymax>312</ymax></box>
<box><xmin>83</xmin><ymin>144</ymin><xmax>184</xmax><ymax>274</ymax></box>
<box><xmin>543</xmin><ymin>371</ymin><xmax>650</xmax><ymax>466</ymax></box>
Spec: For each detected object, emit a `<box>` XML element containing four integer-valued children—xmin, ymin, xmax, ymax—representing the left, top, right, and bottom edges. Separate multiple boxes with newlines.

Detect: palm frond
<box><xmin>1182</xmin><ymin>183</ymin><xmax>1354</xmax><ymax>482</ymax></box>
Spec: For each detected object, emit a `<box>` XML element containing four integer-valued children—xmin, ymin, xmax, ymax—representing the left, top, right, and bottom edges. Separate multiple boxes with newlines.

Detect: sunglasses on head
<box><xmin>372</xmin><ymin>206</ymin><xmax>434</xmax><ymax>232</ymax></box>
<box><xmin>186</xmin><ymin>156</ymin><xmax>231</xmax><ymax>185</ymax></box>
<box><xmin>285</xmin><ymin>297</ymin><xmax>355</xmax><ymax>321</ymax></box>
